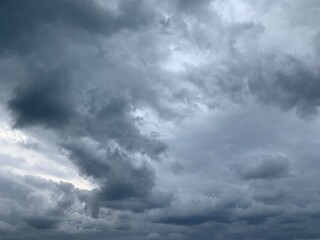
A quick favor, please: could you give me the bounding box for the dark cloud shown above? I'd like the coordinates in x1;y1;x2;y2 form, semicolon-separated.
233;154;290;180
24;216;60;230
0;173;89;235
249;55;320;117
1;0;320;239
82;89;168;157
156;194;280;227
157;213;229;226
67;142;155;201
7;64;170;217
252;183;288;204
0;0;153;55
65;140;171;214
8;69;74;128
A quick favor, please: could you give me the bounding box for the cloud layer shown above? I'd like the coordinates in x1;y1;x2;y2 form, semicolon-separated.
1;0;320;239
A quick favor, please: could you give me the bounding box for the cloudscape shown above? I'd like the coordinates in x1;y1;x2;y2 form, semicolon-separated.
1;1;320;239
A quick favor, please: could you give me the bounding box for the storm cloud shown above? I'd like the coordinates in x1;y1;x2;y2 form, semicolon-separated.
1;0;320;240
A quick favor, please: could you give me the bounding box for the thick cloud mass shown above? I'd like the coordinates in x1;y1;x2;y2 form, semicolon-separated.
1;0;320;239
0;0;152;54
8;69;74;128
249;55;320;117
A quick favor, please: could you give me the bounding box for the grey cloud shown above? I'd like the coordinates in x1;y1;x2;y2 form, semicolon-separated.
237;204;282;225
8;68;74;128
157;213;230;226
156;200;273;227
155;189;245;226
64;138;171;215
64;139;111;179
168;1;320;119
249;55;320;117
147;232;161;239
6;67;170;217
0;174;30;207
169;233;187;240
162;100;320;237
0;0;153;55
176;0;212;13
233;154;290;180
6;50;169;216
1;0;320;239
82;89;167;157
252;183;288;204
24;216;60;230
0;173;90;235
155;193;320;239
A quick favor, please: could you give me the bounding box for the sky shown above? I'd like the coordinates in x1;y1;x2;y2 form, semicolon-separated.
0;0;320;239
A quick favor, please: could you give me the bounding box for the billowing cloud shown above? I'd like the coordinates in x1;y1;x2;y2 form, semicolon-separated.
248;55;320;117
1;0;320;240
8;69;74;128
0;0;153;54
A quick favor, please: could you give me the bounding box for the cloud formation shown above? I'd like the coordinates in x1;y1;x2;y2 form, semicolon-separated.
1;0;320;239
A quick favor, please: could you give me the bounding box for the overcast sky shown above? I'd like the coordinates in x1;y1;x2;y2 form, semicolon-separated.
1;0;320;239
